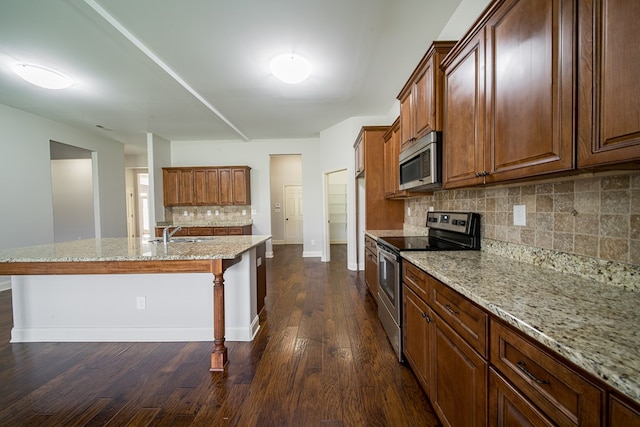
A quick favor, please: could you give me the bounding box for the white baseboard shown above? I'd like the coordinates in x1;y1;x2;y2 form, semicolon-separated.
10;319;260;343
266;251;274;258
0;280;11;292
302;250;322;258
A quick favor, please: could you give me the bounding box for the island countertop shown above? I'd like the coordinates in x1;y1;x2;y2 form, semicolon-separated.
0;235;271;264
401;249;640;405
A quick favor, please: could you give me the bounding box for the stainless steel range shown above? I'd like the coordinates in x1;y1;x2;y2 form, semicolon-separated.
376;211;481;361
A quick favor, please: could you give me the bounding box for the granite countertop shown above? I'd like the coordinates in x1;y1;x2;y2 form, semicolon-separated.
365;229;419;239
401;249;640;405
0;235;271;263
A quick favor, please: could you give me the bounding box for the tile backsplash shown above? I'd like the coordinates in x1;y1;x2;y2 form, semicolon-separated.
165;205;251;225
405;171;640;266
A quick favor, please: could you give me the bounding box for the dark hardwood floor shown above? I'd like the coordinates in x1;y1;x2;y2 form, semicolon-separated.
0;244;441;426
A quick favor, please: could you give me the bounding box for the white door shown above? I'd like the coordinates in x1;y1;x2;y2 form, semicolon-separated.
284;185;303;244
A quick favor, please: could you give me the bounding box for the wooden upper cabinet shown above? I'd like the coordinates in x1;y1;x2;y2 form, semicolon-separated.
383;119;400;197
398;41;456;152
232;167;251;205
354;134;365;177
218;166;251;206
443;0;576;189
163;168;194;206
484;0;575;183
193;168;219;205
443;29;486;189
163;166;250;207
577;0;640;167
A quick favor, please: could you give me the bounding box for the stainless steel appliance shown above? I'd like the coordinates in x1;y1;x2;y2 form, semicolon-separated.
377;211;480;361
398;131;442;192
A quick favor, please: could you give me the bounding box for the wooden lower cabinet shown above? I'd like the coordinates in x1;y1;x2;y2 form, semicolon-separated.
364;235;378;300
403;284;432;393
431;311;488;427
400;260;639;427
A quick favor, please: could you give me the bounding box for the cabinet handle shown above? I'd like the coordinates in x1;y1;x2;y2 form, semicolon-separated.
421;312;432;323
444;304;459;315
516;361;550;385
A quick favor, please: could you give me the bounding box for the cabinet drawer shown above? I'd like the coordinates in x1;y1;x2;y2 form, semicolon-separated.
213;227;229;236
187;227;214;236
402;260;429;302
430;278;488;357
364;235;377;252
490;320;603;427
228;227;243;235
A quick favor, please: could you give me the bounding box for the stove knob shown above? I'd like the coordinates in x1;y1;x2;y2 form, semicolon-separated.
452;219;459;225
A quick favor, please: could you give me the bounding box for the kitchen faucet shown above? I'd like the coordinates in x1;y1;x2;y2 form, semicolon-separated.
162;225;182;244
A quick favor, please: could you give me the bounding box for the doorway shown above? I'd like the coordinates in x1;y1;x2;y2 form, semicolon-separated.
269;155;302;246
322;168;348;263
50;141;96;243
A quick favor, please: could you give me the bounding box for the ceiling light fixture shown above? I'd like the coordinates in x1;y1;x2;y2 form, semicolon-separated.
270;54;311;84
12;64;73;89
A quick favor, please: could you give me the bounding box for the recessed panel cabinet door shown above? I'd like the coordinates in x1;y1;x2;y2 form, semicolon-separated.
443;30;485;189
578;0;640;166
484;0;575;182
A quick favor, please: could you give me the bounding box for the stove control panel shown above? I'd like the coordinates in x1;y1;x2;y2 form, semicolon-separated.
427;211;479;234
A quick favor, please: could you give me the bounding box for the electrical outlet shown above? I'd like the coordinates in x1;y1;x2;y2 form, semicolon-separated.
136;296;146;310
311;239;315;245
206;210;212;216
408;207;411;216
242;209;247;215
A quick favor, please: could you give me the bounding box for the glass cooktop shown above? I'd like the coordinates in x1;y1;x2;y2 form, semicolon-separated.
377;236;464;252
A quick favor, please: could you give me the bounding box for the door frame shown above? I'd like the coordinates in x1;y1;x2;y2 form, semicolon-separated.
321;168;348;262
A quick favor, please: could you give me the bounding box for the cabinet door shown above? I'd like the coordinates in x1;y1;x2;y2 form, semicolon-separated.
443;30;486;189
364;247;378;300
431;312;487;427
484;0;575;183
383;122;400;197
163;169;193;206
577;0;640;167
232;167;250;205
489;368;555;427
193;169;219;205
163;169;180;206
414;61;434;140
354;134;365;177
218;168;233;205
403;285;432;394
609;394;640;427
399;91;414;151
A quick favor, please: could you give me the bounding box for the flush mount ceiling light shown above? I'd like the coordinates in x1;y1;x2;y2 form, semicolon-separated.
12;64;73;89
270;53;311;84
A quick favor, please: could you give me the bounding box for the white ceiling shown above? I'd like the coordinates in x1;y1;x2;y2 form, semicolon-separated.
0;0;484;156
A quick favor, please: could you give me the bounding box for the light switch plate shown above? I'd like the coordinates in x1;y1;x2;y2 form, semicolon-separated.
513;205;526;226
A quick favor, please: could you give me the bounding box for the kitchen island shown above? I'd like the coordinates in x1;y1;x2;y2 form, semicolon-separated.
0;235;271;371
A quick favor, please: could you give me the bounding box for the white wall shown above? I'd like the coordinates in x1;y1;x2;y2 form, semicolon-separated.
0;103;127;288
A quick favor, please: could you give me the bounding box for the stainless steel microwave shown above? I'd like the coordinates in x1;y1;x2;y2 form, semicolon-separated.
398;131;442;191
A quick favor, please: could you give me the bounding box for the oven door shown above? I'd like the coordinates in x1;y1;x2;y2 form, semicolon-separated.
377;244;402;361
